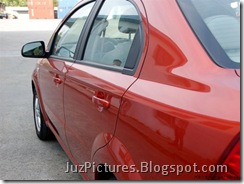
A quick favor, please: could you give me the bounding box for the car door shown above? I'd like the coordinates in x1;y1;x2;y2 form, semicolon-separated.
39;1;95;146
63;0;144;178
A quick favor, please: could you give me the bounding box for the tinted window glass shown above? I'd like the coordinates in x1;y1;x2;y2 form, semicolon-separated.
177;0;240;68
192;0;240;63
83;0;141;68
52;2;95;59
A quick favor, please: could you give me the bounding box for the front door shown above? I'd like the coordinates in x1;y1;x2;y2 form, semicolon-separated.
39;1;95;146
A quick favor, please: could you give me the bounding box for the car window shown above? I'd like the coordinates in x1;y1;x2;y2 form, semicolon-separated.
192;0;240;64
51;2;95;59
83;0;141;69
177;0;240;69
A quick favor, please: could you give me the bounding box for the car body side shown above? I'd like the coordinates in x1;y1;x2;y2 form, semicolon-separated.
30;0;240;180
92;0;240;180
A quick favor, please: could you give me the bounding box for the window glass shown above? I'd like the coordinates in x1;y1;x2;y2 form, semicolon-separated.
177;0;240;68
83;0;141;68
191;0;240;64
52;2;95;59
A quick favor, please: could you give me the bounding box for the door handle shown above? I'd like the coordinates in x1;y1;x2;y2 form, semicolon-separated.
92;95;110;109
53;75;62;84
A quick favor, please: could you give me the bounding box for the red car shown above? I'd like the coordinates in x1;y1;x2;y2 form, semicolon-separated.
21;0;240;180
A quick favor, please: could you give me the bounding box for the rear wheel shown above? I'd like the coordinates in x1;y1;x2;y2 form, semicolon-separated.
33;92;53;140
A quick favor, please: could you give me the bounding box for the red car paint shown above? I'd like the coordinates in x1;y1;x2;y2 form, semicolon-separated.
23;0;240;180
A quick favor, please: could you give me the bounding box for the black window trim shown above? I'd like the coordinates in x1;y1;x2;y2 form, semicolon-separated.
123;24;144;75
177;0;240;69
75;0;104;62
74;0;144;76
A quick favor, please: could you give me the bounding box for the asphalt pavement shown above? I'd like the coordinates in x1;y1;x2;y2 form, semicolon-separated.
0;19;82;180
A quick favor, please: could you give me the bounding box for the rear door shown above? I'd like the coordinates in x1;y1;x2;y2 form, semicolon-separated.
63;0;144;178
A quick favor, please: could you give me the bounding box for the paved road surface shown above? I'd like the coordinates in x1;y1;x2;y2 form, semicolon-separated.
0;20;82;180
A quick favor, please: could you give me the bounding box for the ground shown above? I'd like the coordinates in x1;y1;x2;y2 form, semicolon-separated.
0;19;82;180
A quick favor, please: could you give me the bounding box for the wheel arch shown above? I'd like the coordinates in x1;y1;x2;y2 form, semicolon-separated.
92;135;142;180
31;78;50;128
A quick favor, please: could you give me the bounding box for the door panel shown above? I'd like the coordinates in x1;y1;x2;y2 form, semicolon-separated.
39;58;71;145
64;64;137;178
38;2;95;145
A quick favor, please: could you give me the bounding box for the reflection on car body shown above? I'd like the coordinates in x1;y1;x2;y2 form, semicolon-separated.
21;0;240;180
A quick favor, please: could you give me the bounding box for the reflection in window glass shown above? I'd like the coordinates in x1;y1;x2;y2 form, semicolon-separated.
83;0;141;68
191;0;240;64
52;2;95;59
